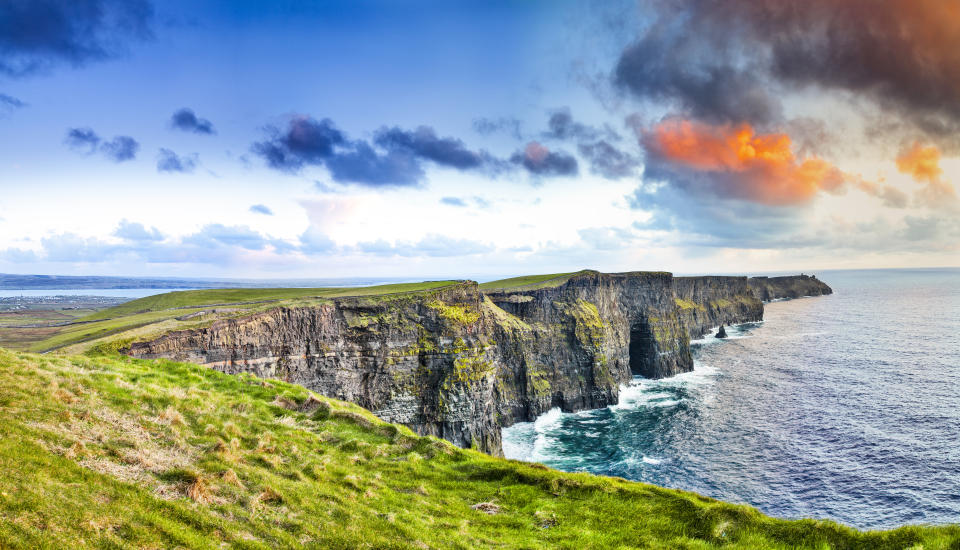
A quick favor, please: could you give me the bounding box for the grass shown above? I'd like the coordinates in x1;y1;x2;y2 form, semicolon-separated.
23;281;460;353
1;347;958;549
478;271;588;292
83;281;461;321
0;309;101;351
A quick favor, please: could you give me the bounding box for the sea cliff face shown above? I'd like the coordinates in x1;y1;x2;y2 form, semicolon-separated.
128;271;831;455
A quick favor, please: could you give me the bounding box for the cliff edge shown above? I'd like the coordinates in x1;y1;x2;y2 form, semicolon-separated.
127;271;832;455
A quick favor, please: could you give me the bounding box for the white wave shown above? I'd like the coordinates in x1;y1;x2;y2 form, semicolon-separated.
533;407;564;431
655;363;720;388
642;455;664;465
501;421;537;461
691;322;762;346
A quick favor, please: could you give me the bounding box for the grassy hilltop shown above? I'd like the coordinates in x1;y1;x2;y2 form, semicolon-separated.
0;271;601;354
0;273;596;354
1;347;959;549
0;281;460;354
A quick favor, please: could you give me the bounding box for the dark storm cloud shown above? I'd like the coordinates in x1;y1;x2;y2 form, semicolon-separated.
0;0;153;77
578;140;639;179
252;116;347;172
170;108;214;134
510;142;578;177
99;135;138;162
614;24;781;126
374;126;491;171
157;148;196;173
616;1;960;145
254;115;528;187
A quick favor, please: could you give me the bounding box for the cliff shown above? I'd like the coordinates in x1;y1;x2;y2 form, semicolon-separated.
747;274;833;301
127;271;831;455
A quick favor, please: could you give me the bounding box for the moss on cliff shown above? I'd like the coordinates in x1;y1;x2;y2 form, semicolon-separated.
427;300;481;326
674;297;705;311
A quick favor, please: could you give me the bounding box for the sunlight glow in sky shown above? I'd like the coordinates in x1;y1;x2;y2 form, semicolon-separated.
0;0;957;279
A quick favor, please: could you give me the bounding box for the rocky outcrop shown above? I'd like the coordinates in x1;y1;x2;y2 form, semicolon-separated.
747;274;833;301
127;271;831;455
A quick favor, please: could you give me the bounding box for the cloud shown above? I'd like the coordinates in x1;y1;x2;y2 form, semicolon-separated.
0;93;25;109
114;219;163;241
170;107;214;134
578;140;639;179
253;116;510;187
628;183;813;249
324;141;424;187
374;125;497;171
577;226;637;251
252;116;346;172
184;224;270;251
639;118;858;206
440;197;467;207
542;107;611;142
614;12;781;126
65;127;138;161
356;234;493;257
896;142;958;208
299;226;336;254
439;196;490;209
249;204;273;216
65;127;101;152
157;148;197;173
99;135;139;162
0;0;153;77
615;1;960;145
472;116;522;140
510;142;578;177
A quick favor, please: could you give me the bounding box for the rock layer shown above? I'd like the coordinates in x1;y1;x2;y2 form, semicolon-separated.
128;271;831;455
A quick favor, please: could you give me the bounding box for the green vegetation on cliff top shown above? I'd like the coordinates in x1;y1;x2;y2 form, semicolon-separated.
9;281;460;353
84;281;461;321
1;347;957;549
478;271;587;292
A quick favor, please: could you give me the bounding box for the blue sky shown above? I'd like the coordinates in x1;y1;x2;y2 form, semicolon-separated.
1;0;957;279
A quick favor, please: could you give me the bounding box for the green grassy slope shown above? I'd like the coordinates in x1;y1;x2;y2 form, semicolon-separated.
21;281;459;353
83;281;460;321
478;271;587;292
1;348;957;549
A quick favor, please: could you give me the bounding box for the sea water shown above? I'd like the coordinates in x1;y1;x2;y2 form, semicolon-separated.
502;268;960;529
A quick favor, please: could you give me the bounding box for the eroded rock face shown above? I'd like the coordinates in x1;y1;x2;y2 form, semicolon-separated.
747;274;833;301
128;272;831;455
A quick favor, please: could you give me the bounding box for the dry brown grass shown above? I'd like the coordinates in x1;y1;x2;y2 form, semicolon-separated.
186;474;212;504
157;405;185;427
256;487;283;505
221;468;243;488
65;440;88;459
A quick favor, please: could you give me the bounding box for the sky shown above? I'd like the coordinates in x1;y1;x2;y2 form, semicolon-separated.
0;0;958;280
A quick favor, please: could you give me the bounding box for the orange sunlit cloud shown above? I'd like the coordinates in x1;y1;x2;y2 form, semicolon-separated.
896;142;958;207
642;119;851;206
896;142;943;183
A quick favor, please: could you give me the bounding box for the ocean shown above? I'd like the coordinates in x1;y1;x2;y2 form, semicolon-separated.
502;268;960;530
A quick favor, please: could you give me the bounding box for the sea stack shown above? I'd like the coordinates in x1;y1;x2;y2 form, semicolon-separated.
716;325;728;339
